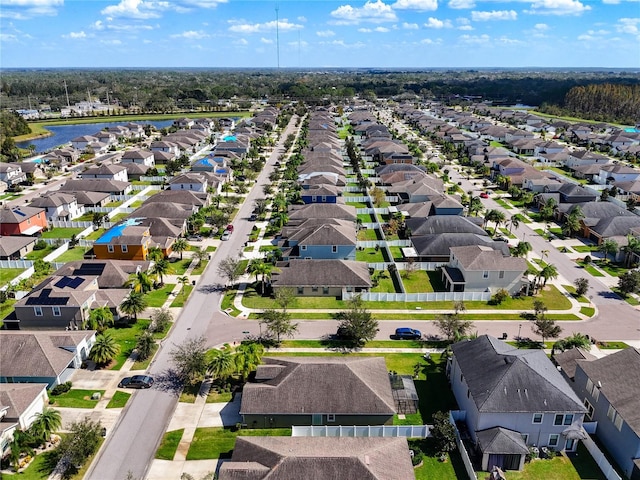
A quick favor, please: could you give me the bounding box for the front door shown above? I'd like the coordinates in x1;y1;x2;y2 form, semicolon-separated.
565;438;576;451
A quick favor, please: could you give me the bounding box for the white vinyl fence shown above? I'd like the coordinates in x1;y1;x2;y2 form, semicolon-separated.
582;435;622;480
292;425;430;438
450;411;476;480
346;291;491;303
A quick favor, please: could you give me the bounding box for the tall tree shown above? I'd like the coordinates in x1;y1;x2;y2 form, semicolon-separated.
120;291;147;322
85;306;114;332
126;271;153;294
335;295;379;347
89;332;120;366
573;278;589;297
599;239;619;263
217;256;242;286
150;258;172;285
260;308;298;343
172;238;188;260
207;345;236;383
234;342;264;381
435;313;474;342
533;317;562;344
170;336;208;386
31;408;62;444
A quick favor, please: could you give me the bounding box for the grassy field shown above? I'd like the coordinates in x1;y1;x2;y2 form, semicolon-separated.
0;268;23;287
25;245;56;260
155;429;184;460
49;389;105;408
169;258;192;275
355;248;385;262
357;228;381;240
40;227;85;239
191;260;209;275
55;247;89;263
402;270;435;293
106;391;131;409
143;283;176;307
105;320;153;370
187;428;292;460
84;228;105;240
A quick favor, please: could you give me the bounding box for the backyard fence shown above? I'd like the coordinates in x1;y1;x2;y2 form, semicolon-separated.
450;411;477;480
366;261;446;271
344;291;491;303
582;435;622;480
291;425;430;438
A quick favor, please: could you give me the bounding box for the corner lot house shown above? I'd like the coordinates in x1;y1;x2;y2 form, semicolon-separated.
448;335;587;471
572;348;640;480
219;437;416;480
0;331;96;388
0;383;49;457
240;357;396;428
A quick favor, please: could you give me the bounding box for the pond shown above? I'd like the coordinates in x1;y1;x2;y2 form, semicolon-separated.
17;120;175;153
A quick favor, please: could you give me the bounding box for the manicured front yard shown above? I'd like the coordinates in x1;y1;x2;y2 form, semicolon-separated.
191;260;208;275
49;389;105;408
143;283;176;307
187;427;292;460
155;429;184;460
104;320;153;370
106;391;131;408
169;258;192;275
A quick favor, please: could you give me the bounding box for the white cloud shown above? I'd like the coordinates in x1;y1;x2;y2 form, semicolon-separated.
319;39;367;48
92;19;154;31
526;0;591;15
229;19;302;33
100;39;123;45
616;17;640;34
0;0;63;18
459;33;490;43
448;0;475;9
101;0;168;19
458;24;474;30
358;27;373;32
63;31;87;39
471;10;517;21
420;37;442;44
359;26;390;32
260;37;273;44
297;16;307;22
330;0;397;25
534;23;549;30
233;38;248;45
171;30;209;39
392;0;437;11
424;17;452;28
0;33;19;41
402;22;419;29
180;0;227;8
316;29;336;37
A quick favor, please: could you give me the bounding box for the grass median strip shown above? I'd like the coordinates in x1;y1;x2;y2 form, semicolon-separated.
155;429;185;460
106;391;131;408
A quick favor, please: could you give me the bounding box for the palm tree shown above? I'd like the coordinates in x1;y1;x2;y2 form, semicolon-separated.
120;291;148;322
192;247;208;267
484;209;506;236
147;246;164;262
507;214;523;234
30;408;62;444
623;234;640;267
172;238;188;260
151;258;172;285
599;238;619;263
254;198;269;216
234;342;264;381
512;241;532;259
467;196;483;217
126;271;153;294
8;429;34;471
89;332;120;366
539;264;559;288
84;306;114;332
178;276;190;297
562;206;584;238
207;346;236;383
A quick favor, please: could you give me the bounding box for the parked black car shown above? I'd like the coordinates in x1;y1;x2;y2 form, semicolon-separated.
118;375;154;389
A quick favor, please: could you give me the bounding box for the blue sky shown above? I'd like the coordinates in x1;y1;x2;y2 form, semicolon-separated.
1;0;639;68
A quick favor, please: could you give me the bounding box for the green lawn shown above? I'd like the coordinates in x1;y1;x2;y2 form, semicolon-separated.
191;260;209;275
402;270;435;293
187;427;292;460
25;245;56;260
571;245;599;253
357;228;381;240
40;227;85;239
371;275;398;293
241;284;571;311
0;299;17;321
170;285;194;307
169;258;192;275
561;285;589;303
595;262;627;277
143;283;176;307
55;247;89;263
106;391;131;409
0;268;23;287
412;439;467;480
357;213;375;223
597;341;629;349
85;228;105;240
389;246;403;260
580;307;595;317
579;263;605;277
206;246;217;252
132;343;158;370
495;198;513;209
356;248;385;262
49;389;105;408
104;320;153;370
206;389;234;403
155;429;184;460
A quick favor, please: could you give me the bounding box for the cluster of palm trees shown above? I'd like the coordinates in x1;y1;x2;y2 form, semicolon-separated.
7;407;62;471
207;342;265;387
248;258;278;294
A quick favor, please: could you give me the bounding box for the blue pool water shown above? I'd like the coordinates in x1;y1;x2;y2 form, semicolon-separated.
223;135;237;142
624;128;639;133
96;218;142;244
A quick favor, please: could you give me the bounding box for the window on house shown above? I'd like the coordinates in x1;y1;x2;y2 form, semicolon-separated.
311;286;318;292
548;434;559;447
532;413;543;424
586;378;593;393
107;245;114;253
332;245;337;253
563;414;574;425
614;414;623;431
52;306;61;316
590;382;600;402
297;287;303;294
323;287;329;295
499;270;504;279
584;399;594;420
607;405;617;422
327;414;335;422
34;306;43;316
301;245;307;251
521;434;529;444
121;245;128;253
554;414;573;426
312;196;317;202
483;270;489;279
322;196;327;202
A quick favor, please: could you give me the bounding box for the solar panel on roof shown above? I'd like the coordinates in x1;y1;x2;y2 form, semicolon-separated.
68;277;84;289
54;276;72;288
13;209;26;217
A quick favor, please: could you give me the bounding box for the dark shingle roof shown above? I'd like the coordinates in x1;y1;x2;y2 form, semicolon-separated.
272;260;371;288
406;216;485;236
220;437;415;480
452;335;586;413
576;348;640;436
411;233;508;257
476;427;529;455
240;357;395;416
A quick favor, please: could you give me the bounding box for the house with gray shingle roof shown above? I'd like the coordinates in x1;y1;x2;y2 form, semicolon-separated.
272;259;370;298
0;383;49;454
0;235;38;260
240;357;395;428
29;191;84;221
442;245;527;295
449;335;587;471
60;178;131;196
279;219;356;261
411;233;508;263
0;330;96;388
572;348;640;480
219;436;416;480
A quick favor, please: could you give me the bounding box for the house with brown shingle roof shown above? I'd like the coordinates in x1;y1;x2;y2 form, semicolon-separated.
240;357;395;428
219;437;416;480
0;330;96;388
442;245;527;295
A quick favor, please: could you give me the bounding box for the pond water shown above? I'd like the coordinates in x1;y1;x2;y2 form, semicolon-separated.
17;120;175;153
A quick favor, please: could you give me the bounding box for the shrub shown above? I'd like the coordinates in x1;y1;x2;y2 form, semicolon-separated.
50;381;72;396
584;255;592;264
490;288;510;305
33;239;48;250
411;450;424;466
